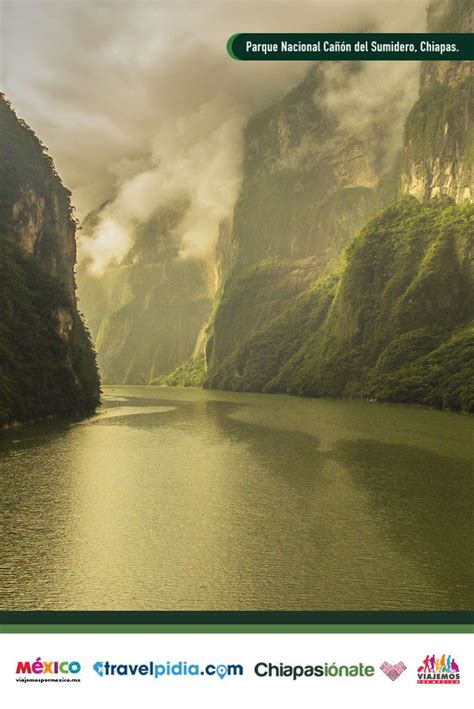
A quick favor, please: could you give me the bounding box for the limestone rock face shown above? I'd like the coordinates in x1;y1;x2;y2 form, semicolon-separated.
227;65;398;272
401;2;473;203
199;0;474;413
0;94;100;424
77;202;215;384
0;95;79;297
11;186;77;297
204;62;405;372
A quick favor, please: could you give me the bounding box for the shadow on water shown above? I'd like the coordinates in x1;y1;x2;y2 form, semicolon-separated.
1;390;472;610
0;419;73;453
199;403;474;609
332;439;474;608
92;396;240;426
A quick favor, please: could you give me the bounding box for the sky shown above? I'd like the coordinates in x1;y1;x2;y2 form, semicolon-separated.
0;0;427;270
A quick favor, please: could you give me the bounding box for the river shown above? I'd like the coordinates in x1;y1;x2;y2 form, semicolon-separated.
1;386;472;610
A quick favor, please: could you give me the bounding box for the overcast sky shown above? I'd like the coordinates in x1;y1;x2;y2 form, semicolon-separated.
1;0;427;269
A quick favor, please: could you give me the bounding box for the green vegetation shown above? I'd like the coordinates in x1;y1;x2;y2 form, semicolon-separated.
0;94;77;288
0;233;100;426
206;270;338;392
206;258;318;370
163;353;206;387
78;202;213;384
0;93;100;425
204;2;471;413
207;198;474;413
0;94;72;220
404;77;473;163
363;324;474;412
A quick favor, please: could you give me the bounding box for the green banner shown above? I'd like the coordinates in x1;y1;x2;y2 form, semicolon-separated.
227;33;473;60
1;624;473;634
1;611;473;632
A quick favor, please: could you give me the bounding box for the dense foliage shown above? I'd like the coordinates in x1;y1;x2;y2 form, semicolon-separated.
206;198;474;412
0;93;75;276
0;93;100;425
162;353;206;387
404;76;473;164
0;233;100;425
78;204;213;384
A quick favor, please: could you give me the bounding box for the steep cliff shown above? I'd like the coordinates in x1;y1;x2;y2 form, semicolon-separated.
203;62;402;372
0;95;100;425
77;203;215;384
401;0;473;201
79;55;408;386
201;0;473;412
228;64;398;267
208;198;473;412
74;0;471;410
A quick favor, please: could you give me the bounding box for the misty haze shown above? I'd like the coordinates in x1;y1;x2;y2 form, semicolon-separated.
0;0;472;611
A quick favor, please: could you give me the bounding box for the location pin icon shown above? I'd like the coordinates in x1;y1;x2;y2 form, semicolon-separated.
216;665;227;679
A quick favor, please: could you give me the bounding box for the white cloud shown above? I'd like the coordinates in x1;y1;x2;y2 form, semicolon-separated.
2;0;427;271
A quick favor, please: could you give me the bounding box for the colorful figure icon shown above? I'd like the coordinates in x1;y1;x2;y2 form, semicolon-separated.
451;658;459;673
439;654;446;672
422;655;430;672
429;654;435;671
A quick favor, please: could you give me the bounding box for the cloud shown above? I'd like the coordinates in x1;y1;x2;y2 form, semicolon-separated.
318;59;420;172
81;97;248;271
2;0;427;271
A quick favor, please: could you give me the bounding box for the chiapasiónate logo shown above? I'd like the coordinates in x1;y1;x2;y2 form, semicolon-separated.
417;654;460;684
253;662;375;680
16;657;81;683
379;661;407;681
93;660;243;679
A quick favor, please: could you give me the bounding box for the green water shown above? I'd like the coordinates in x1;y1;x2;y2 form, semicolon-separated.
1;386;472;610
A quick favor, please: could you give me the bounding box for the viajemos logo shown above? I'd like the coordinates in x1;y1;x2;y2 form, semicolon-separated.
417;654;460;684
93;660;243;679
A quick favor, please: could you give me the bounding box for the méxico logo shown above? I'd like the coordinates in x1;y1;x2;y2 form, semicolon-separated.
417;654;460;684
15;657;81;683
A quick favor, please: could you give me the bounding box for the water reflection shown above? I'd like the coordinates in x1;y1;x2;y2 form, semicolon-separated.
333;439;473;608
0;388;472;610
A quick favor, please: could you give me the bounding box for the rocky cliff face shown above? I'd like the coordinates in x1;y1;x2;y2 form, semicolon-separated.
199;0;474;412
227;64;397;269
198;63;410;372
208;198;474;412
0;94;100;425
77;202;215;384
74;0;472;412
401;1;473;202
203;61;406;372
79;57;408;386
0;98;79;297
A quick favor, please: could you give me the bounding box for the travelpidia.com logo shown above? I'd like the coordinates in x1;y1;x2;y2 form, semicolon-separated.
379;661;407;681
15;657;81;683
93;660;243;679
417;654;460;684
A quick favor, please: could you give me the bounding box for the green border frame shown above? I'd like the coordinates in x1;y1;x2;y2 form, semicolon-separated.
2;624;472;634
1;611;472;633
